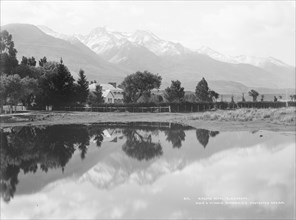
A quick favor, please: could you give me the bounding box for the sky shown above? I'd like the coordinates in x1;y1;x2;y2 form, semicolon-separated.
1;1;295;66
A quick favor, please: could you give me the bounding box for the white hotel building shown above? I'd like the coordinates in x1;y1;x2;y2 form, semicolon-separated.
89;82;124;104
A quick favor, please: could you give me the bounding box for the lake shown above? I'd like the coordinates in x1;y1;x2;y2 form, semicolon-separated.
0;122;295;219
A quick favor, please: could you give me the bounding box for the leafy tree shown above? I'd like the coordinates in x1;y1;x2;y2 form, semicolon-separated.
120;71;162;103
12;64;42;79
42;61;59;73
87;85;103;105
36;60;76;107
195;77;218;102
76;69;89;104
39;56;47;67
0;75;7;112
19;77;38;107
1;75;23;107
0;30;18;74
209;90;219;102
164;80;185;102
248;89;259;102
0;74;37;110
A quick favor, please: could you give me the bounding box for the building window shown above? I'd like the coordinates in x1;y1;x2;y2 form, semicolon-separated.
108;98;112;103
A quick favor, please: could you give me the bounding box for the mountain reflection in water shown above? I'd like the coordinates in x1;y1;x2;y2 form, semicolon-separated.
0;123;294;219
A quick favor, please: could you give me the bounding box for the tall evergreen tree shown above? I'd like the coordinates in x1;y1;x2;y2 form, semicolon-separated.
76;69;89;104
53;60;75;105
195;77;211;102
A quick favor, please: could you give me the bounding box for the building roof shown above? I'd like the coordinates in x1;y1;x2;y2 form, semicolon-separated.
102;90;113;98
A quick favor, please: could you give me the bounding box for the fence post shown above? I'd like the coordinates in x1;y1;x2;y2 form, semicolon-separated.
169;105;171;113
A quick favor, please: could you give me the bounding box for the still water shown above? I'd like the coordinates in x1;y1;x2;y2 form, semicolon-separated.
0;122;295;219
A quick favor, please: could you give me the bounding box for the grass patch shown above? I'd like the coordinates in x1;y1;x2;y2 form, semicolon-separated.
189;107;296;124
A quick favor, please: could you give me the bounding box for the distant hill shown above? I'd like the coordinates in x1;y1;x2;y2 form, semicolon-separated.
186;80;294;101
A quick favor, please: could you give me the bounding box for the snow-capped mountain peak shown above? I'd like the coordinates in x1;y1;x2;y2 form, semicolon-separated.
129;30;161;43
196;46;291;68
127;30;186;56
36;25;292;69
196;46;238;64
233;55;290;68
37;25;80;43
75;26;191;58
75;26;132;55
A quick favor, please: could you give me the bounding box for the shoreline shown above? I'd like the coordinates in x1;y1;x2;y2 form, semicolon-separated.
1;109;295;132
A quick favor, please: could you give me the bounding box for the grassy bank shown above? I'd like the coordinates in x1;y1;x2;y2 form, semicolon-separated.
1;107;295;131
189;107;296;124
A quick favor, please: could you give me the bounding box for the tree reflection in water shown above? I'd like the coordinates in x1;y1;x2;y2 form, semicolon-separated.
0;125;104;203
0;123;219;203
122;129;163;161
164;129;186;148
196;129;219;148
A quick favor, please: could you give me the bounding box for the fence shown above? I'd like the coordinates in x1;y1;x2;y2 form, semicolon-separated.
27;101;296;113
237;101;291;108
54;105;170;113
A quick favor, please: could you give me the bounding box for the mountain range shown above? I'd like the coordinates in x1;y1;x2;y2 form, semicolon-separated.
2;23;295;93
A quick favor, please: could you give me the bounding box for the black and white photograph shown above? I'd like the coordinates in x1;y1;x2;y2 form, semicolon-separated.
0;0;295;219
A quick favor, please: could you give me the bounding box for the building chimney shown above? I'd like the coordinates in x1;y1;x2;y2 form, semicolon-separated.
108;82;117;88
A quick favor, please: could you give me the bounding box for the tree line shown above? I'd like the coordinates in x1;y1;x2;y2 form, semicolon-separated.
0;30;104;112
